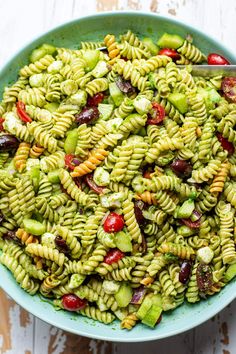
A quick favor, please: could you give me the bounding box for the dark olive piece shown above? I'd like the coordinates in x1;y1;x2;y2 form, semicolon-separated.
0;134;19;151
75;107;99;125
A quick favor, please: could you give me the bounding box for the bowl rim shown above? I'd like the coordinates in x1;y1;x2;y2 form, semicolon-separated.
1;10;236;342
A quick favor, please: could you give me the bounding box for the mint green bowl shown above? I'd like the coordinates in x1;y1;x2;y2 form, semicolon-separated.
0;12;236;342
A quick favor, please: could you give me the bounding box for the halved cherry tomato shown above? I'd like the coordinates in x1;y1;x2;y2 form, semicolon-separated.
147;102;165;125
143;171;152;179
221;77;236;103
0;118;4;132
103;212;125;233
104;249;124;264
87;93;104;107
64;154;80;170
207;53;230;65
159;48;180;61
16;101;32;123
216;133;235;154
62;294;87;311
84;174;105;195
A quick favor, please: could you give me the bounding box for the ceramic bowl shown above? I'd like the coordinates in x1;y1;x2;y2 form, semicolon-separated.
0;12;236;342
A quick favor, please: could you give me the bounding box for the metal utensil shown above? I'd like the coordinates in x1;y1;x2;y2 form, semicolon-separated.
177;65;236;77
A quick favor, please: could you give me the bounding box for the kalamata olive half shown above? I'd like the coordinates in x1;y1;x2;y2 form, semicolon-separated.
170;159;192;177
75;106;99;125
115;76;135;93
221;77;236;103
134;200;145;225
55;236;69;254
3;230;21;245
179;261;192;284
0;134;19;151
196;263;213;292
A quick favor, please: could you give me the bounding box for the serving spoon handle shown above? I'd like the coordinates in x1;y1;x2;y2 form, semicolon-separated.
177;65;236;77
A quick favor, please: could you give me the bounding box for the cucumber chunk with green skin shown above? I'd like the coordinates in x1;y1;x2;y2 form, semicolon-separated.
136;294;153;320
177;199;195;219
44;102;59;113
225;263;236;281
141;304;162;328
157;33;184;49
114;282;133;307
23;219;46;236
177;225;195;237
40;43;57;56
168;93;188;114
142;37;159;55
48;170;60;183
98;103;114;120
30;48;47;63
82;50;100;72
109;83;125;106
29;166;40;192
115;231;132;252
64;129;78;154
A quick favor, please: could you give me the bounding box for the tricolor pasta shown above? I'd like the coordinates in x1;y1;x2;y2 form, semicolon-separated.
0;30;236;330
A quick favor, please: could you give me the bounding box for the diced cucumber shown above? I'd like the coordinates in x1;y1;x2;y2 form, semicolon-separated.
133;96;152;115
141;305;162;328
48;170;60;183
64;129;78;154
98;103;114;120
168;93;188;114
82;50;100;72
151;294;162;307
225;263;236;281
68;274;86;289
142;37;159;55
23;219;46;236
115;231;132;252
30;47;47;63
157;33;184;49
41;43;57;56
208;88;221;103
41;233;56;248
44;102;59;113
114;282;133;307
92;60;109;78
102;280;120;294
109;83;125;107
93;167;110;186
177;199;195;219
136;294;153;320
197;246;214;264
29;166;40;192
177;225;195;237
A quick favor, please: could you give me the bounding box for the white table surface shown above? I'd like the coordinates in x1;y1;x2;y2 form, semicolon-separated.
0;1;236;353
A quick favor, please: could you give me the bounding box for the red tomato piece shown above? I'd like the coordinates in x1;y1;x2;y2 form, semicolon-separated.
64;154;78;170
16;101;32;123
143;171;152;179
103;212;125;233
216;133;235;154
159;48;180;61
147;102;165;125
207;53;230;65
62;294;87;311
84;174;105;194
221;77;236;103
104;249;124;264
87;93;104;107
0;118;4;131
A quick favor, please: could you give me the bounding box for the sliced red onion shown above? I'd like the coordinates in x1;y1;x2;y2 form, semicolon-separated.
130;286;147;304
84;174;105;195
115;76;135;93
191;210;202;222
72;158;81;166
181;218;201;229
